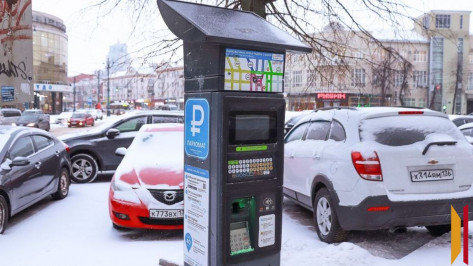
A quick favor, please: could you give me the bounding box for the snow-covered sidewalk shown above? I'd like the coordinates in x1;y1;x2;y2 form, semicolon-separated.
0;181;471;266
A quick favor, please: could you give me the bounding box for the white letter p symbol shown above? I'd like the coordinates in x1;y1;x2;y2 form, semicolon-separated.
191;105;204;137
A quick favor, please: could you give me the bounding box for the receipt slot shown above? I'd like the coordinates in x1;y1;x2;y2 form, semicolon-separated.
156;1;311;265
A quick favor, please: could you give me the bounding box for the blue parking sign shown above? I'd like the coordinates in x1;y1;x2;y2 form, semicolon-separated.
185;98;209;160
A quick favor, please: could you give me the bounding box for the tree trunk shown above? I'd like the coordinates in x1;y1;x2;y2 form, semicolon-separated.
240;0;273;19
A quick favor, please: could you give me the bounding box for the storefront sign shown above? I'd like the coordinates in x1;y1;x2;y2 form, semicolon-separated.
317;93;346;100
34;83;73;93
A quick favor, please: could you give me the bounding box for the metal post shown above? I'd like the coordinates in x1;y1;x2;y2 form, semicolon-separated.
73;76;76;112
97;70;101;108
107;58;111;117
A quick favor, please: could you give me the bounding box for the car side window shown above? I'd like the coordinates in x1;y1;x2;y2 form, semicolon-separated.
305;121;331;141
32;135;53;151
10;136;35;159
328;121;346;142
461;128;473;137
152;116;181;123
115;117;147;133
285;123;309;143
453;119;464;127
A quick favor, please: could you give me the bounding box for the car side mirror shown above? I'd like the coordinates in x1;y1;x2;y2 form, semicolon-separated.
1;158;12;171
11;157;30;166
106;128;120;139
115;147;127;157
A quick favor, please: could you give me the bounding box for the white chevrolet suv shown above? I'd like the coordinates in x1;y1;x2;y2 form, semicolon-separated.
283;107;473;243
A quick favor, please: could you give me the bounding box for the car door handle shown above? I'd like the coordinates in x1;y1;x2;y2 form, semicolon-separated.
55;151;60;157
35;162;42;169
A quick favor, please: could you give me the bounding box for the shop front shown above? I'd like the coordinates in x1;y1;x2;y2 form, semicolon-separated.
34;83;72;114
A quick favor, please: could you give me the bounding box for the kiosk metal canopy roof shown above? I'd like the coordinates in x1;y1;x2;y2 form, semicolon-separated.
157;0;312;53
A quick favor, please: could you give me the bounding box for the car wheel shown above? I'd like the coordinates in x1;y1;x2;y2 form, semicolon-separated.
426;224;451;236
313;188;347;243
0;195;9;234
52;168;70;200
70;153;99;183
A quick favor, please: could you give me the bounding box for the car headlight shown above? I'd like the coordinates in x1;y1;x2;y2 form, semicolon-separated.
27;123;35;127
111;179;141;204
11;123;16;126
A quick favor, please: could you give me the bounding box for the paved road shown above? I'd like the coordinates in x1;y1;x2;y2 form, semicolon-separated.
49;118;111;137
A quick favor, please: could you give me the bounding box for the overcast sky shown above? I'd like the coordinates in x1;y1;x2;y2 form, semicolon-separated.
32;0;473;76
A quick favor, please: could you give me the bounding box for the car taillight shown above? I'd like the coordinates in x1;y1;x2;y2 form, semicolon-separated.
351;151;383;181
64;144;70;153
398;111;424;115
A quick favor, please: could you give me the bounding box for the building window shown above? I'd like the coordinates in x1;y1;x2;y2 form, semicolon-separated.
413;71;427;87
307;69;316;87
435;15;450;29
351;68;366;87
460;15;463;29
468;72;473;90
423;16;430;29
413;51;427;62
292;70;302;87
469;55;473;64
394;72;404;88
404;98;415;106
418;98;426;108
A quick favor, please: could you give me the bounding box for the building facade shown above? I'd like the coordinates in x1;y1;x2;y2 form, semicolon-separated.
32;10;71;114
0;1;34;110
285;10;473;115
100;65;184;110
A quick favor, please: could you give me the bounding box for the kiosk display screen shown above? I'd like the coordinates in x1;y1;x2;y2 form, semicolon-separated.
229;112;277;145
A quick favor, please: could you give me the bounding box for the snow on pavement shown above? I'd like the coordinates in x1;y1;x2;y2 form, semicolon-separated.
0;181;471;266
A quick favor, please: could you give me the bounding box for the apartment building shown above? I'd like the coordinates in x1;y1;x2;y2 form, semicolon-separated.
285;10;473;114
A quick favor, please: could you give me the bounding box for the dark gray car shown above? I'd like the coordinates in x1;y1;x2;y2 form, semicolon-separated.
15;110;50;131
59;111;184;183
0;126;71;234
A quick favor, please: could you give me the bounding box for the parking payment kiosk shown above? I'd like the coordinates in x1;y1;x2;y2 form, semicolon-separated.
156;1;312;265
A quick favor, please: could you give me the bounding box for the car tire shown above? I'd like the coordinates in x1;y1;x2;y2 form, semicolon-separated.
313;188;347;243
426;224;451;236
70;153;99;183
0;195;9;234
52;168;71;200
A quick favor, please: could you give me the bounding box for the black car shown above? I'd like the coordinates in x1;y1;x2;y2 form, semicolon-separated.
60;111;184;183
14;109;50;131
0;126;71;234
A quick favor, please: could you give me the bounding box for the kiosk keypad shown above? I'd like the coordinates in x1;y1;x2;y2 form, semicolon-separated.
228;158;273;178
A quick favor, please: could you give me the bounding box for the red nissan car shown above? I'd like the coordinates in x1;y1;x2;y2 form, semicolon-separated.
109;123;184;230
67;112;95;127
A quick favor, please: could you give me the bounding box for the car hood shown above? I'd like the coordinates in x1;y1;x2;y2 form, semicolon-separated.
17;117;38;123
118;167;184;189
59;130;100;141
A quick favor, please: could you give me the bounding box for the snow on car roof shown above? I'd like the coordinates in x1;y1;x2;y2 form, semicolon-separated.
298;107;445;125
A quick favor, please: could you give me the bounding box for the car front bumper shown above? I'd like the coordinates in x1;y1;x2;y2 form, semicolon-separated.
336;196;473;231
109;190;183;230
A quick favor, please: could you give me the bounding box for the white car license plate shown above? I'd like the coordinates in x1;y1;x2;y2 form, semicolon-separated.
149;209;183;219
410;169;454;182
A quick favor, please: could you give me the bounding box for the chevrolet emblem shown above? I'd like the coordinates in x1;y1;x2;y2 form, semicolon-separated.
428;159;439;165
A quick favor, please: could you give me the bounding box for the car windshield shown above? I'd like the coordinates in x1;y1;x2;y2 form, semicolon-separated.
359;115;465;146
72;113;86;118
22;111;39;118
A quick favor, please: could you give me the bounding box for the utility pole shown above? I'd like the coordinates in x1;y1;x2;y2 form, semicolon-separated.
107;58;111;117
73;76;76;112
97;70;101;108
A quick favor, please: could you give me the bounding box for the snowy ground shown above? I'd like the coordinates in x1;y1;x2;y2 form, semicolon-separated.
0;179;471;266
